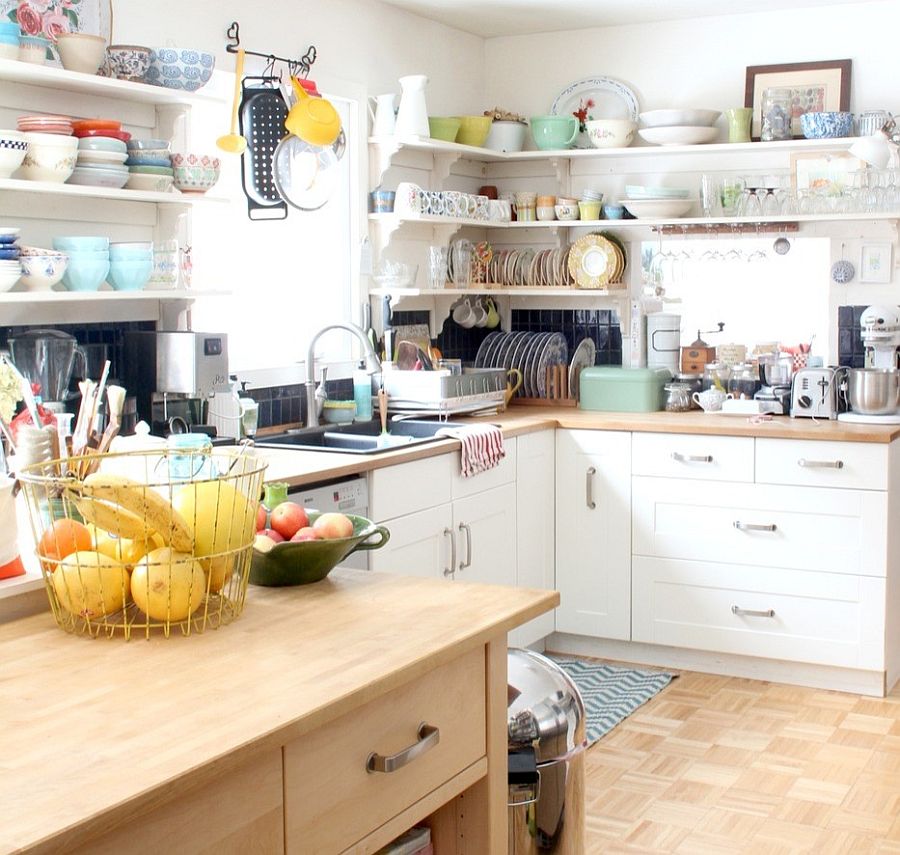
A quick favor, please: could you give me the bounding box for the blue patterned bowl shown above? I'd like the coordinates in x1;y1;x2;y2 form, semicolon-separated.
800;111;854;139
145;48;215;92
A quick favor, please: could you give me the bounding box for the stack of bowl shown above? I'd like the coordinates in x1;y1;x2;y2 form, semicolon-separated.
70;134;128;189
620;185;694;219
170;152;220;194
53;236;109;292
107;241;153;291
637;110;721;146
17;114;74;135
16;115;78;182
19;245;68;291
0;129;28;178
125;139;174;192
0;21;20;60
0;228;21;292
72;118;131;143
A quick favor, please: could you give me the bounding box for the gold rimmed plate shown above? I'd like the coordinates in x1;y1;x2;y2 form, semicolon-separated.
568;234;615;289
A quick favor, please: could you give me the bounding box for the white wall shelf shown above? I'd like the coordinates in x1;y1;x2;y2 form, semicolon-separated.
0;178;227;206
0;288;228;304
370;286;624;298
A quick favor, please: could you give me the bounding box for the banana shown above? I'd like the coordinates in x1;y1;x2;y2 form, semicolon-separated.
77;473;194;554
68;493;157;541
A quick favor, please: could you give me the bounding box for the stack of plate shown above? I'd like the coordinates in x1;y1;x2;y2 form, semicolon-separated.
17;114;73;135
620;185;695;219
67;119;130;188
474;331;569;398
125;138;174;193
486;247;569;288
568;232;627;288
637;109;721;146
0;227;21;292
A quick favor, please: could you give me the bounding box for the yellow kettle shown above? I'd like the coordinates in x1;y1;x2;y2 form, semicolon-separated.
285;76;342;146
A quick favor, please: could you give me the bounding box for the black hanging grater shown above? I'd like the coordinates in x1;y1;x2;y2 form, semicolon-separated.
238;76;289;221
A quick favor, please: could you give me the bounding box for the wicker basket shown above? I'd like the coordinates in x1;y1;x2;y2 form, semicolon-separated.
17;446;267;639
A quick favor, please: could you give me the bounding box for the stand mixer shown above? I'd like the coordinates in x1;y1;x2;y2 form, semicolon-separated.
838;305;900;424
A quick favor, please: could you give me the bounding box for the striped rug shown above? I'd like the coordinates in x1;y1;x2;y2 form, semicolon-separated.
547;656;675;746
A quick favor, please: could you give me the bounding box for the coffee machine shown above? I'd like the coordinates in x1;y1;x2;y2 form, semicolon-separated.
123;331;231;437
754;353;793;414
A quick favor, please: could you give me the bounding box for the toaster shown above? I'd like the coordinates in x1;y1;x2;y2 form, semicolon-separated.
790;367;847;419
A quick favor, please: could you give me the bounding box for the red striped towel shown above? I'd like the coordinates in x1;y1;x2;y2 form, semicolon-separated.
436;424;505;478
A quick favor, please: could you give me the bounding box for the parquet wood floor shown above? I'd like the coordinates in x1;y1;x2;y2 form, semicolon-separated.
581;664;900;853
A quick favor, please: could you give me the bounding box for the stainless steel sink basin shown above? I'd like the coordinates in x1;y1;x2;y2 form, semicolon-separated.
255;419;467;454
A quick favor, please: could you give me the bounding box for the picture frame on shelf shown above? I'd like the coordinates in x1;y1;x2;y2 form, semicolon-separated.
790;150;862;194
860;242;893;283
745;59;852;140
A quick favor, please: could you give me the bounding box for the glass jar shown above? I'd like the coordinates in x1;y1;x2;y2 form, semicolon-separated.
702;362;731;393
727;363;760;400
167;432;213;481
675;373;703;408
663;382;693;413
760;87;792;141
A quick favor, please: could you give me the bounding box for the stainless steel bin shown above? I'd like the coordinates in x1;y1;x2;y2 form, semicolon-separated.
508;649;587;854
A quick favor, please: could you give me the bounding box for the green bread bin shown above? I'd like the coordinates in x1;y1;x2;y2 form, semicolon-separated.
578;366;672;412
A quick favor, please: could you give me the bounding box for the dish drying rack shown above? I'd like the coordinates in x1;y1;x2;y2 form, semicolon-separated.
382;367;507;416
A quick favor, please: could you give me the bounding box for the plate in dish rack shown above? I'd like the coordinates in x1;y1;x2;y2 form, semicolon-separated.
568;234;616;289
550;76;640;148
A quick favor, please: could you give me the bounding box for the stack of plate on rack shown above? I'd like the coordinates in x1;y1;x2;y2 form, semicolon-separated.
620;185;695;219
474;331;569;398
568;232;627;288
485;247;570;288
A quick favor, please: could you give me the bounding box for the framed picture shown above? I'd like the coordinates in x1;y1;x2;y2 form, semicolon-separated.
745;59;851;140
860;242;893;283
0;0;111;62
790;150;863;194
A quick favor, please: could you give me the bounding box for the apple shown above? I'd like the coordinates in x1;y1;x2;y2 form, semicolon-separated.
270;502;309;540
254;533;281;553
312;512;354;540
256;503;267;532
291;526;320;542
259;528;285;542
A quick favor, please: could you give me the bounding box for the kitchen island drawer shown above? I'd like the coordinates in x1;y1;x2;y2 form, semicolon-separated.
632;556;885;670
632;477;887;576
283;646;486;854
632;432;754;482
755;438;890;490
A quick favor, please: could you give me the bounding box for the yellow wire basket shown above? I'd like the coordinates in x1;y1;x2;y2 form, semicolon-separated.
16;446;268;640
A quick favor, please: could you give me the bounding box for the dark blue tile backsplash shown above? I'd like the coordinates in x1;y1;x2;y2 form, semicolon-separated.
838;305;866;368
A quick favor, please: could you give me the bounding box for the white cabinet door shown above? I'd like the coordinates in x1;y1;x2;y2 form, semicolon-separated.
555;430;631;639
453;482;517;589
368;504;454;579
512;430;555;647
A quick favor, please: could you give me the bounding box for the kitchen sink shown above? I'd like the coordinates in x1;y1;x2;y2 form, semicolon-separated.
255;418;468;454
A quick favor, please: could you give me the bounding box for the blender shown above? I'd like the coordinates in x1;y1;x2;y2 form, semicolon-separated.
754;353;793;414
8;329;86;411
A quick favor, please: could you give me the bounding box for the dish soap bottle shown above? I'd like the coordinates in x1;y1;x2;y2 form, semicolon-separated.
353;365;373;421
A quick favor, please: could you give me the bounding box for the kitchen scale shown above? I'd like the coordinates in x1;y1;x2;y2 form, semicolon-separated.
838;304;900;424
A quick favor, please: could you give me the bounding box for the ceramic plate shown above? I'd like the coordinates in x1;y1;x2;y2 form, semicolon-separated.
619;198;696;219
475;331;503;368
525;333;551;397
536;333;569;398
569;337;597;394
568;234;615;289
497;331;527;369
638;126;718;146
486;330;511;368
516;333;541;396
550;76;640;149
508;332;534;376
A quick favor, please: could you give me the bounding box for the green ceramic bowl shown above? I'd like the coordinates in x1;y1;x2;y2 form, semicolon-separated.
428;116;461;142
249;511;390;587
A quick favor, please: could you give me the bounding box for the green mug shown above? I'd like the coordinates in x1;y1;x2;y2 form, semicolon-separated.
530;115;578;150
724;107;753;143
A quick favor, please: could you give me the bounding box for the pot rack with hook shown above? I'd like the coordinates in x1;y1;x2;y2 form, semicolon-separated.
225;21;317;80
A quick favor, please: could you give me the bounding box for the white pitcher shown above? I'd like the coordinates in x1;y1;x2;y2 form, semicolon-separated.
395;74;429;138
368;93;396;136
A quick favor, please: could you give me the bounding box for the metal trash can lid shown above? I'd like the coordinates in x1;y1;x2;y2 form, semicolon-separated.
507;648;586;764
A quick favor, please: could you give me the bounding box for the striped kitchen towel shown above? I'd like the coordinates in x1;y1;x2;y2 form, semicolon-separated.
436;424;505;477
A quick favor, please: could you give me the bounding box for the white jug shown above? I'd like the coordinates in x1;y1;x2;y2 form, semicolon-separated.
395;74;429;138
368;93;396;136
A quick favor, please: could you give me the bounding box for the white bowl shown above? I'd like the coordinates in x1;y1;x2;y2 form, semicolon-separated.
17;132;78;183
624;185;691;199
125;172;175;193
585;119;637;149
20;254;68;290
0;267;20;292
66;166;129;188
638;126;719;146
640;109;722;128
483;121;527;153
619;198;696;218
0;143;27;178
55;32;107;74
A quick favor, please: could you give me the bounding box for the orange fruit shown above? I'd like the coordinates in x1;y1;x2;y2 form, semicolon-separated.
37;518;93;571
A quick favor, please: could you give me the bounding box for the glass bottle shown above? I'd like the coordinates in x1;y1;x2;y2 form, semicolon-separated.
760;87;792;141
702;362;731;393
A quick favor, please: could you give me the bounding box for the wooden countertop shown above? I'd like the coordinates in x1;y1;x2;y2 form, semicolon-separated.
0;571;557;854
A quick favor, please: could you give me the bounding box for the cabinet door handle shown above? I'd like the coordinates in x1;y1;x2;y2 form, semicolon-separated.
366;722;440;773
458;522;472;571
798;458;844;469
671;452;713;463
732;605;776;618
586;466;596;509
443;527;456;578
733;521;777;532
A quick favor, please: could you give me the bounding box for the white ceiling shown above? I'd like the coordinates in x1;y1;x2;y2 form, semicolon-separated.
379;0;877;37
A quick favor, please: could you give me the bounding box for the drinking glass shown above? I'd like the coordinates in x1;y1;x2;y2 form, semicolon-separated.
428;245;449;289
701;174;722;217
719;177;744;216
451;239;473;287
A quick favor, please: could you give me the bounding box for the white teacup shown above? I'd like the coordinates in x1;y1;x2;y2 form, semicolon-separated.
488;199;512;222
472;299;489;328
692;388;733;412
452;298;476;328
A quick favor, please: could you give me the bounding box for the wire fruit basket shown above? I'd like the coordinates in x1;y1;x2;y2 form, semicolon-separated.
16;446;267;640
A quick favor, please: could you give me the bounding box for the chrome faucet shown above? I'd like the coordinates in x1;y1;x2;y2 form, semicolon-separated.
305;323;381;427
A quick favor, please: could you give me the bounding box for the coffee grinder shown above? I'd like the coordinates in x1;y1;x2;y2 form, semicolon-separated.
754;353;793;414
123;331;232;438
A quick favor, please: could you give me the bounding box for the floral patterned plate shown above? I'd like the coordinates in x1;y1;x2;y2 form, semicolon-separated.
550;76;640;149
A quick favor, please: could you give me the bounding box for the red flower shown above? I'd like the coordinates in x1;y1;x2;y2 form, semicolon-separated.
16;3;42;36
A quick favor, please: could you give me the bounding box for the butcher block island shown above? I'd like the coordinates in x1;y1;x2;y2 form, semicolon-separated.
1;570;557;855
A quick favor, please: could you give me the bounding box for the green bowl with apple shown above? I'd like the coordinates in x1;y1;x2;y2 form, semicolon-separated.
249;511;390;587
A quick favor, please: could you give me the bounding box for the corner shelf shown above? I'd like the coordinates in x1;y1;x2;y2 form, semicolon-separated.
0;288;229;304
0;177;228;206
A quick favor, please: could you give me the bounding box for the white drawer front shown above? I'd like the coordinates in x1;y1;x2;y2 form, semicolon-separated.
756;438;889;491
632;477;888;576
451;436;517;499
632;432;754;482
369;454;455;521
632;556;885;670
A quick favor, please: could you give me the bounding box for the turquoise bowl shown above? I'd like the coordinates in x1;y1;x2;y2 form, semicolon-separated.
62;257;109;292
107;258;152;291
53;236;109;252
64;249;110;261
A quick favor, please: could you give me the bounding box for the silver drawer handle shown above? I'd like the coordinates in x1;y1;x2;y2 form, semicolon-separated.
458;521;472;571
443;528;456;578
732;605;776;618
671;452;713;463
798;458;844;469
586;466;596;509
734;521;777;532
366;722;440;773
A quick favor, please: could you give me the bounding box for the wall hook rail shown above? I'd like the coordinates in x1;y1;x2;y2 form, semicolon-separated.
225;21;317;78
